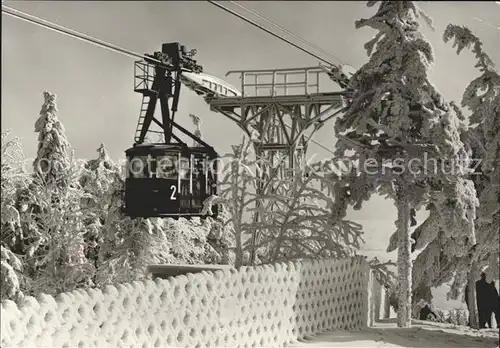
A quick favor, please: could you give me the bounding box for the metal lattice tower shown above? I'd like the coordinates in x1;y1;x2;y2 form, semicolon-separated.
207;66;349;264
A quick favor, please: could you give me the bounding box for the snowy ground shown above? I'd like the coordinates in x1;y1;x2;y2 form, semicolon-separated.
291;319;500;348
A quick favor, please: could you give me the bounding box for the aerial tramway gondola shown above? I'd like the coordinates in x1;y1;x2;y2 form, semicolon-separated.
123;42;219;219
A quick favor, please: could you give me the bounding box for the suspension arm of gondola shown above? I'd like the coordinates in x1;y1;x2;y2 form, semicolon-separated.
135;43;203;145
170;76;183;142
158;68;175;144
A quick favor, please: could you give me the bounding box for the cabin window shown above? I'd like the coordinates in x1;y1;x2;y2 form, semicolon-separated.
191;154;205;208
179;157;190;180
179;156;191;208
207;156;216;196
126;156;131;179
129;156;150;178
204;155;209;193
156;155;178;179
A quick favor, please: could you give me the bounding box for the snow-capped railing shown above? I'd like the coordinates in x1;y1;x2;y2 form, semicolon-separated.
1;257;370;347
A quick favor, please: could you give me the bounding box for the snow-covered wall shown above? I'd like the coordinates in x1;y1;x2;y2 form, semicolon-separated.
1;257;370;347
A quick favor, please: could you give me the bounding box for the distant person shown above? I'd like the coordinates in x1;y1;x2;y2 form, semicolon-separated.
488;281;499;328
419;304;437;321
477;272;493;328
497;293;500;328
465;274;496;329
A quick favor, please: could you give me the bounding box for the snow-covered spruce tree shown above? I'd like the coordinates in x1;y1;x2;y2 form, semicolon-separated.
336;1;476;327
15;92;96;296
97;217;176;285
444;25;499;282
32;91;71;187
410;181;480;326
78;145;177;286
23;162;96;296
1;246;23;302
94;171;174;285
94;173;131;285
1;131;28;253
79;143;122;272
203;207;236;265
1;131;29;302
412;25;499;329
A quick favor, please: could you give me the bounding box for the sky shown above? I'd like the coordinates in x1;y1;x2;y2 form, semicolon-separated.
2;1;499;309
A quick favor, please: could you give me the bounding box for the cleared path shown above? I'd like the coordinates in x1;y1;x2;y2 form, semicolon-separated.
290;319;499;348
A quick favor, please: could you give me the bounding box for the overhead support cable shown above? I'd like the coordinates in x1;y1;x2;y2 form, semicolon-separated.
229;1;350;66
473;16;500;31
206;0;335;66
1;4;163;64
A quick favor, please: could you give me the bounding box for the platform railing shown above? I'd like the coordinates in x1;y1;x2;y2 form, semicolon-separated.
134;61;155;92
225;66;331;97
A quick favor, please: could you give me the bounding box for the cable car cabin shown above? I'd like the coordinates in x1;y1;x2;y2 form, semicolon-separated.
124;144;218;219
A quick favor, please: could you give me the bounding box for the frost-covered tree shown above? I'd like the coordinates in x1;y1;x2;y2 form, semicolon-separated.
1;131;28;301
254;168;364;264
164;217;230;264
216;137;259;267
443;25;499;282
8;92;97;296
412;281;433;307
33;91;70;186
433;309;447;323
22;163;95;296
1;131;28;251
370;258;397;289
336;1;476;327
413;25;499;329
389;280;435;319
97;216;175;285
453;308;469;327
218;136;364;267
203;207;236;265
94;172;170;285
189;113;203;147
1;246;23;302
79;143;122;270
